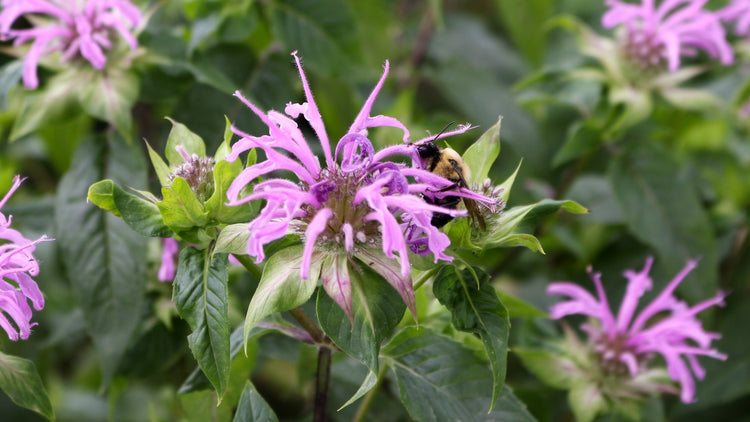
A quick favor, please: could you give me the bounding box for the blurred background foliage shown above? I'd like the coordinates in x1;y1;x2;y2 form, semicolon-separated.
1;0;749;421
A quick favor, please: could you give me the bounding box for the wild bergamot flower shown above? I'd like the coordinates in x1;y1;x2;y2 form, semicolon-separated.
226;51;494;319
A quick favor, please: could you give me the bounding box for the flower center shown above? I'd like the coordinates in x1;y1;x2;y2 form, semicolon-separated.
594;331;643;376
168;156;216;201
623;28;668;74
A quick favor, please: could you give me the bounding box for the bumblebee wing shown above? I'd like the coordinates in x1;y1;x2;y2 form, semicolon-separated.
449;160;486;231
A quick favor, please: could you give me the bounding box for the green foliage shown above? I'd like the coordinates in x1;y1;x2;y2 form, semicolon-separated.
0;352;54;420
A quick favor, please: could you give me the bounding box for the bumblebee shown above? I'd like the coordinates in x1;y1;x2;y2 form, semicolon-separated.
416;140;486;231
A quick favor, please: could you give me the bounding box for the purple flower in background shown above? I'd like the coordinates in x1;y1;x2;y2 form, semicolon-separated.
1;176;51;341
226;51;493;320
547;257;727;403
0;0;142;89
718;0;750;37
602;0;734;72
158;238;178;282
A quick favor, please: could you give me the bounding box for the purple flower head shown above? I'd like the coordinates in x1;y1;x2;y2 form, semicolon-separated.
1;176;51;341
718;0;750;37
225;51;493;320
0;0;142;89
602;0;734;72
547;257;727;403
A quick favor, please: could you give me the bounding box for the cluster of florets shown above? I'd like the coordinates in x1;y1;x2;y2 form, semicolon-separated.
168;147;216;202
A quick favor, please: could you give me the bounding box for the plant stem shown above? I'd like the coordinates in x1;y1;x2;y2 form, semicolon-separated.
289;307;326;344
352;365;388;422
314;346;332;422
231;253;263;279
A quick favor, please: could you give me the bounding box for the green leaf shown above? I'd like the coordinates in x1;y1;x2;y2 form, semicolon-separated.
552;120;604;167
157;177;210;230
205;160;253;224
496;290;547;319
569;380;607;422
432;266;509;411
382;327;535;422
493;0;553;67
316;259;406;408
232;382;279;422
271;0;361;77
514;348;583;390
164;118;207;167
462;117;502;186
0;352;54;420
215;223;251;255
55;134;147;384
173;247;230;399
145;141;171;187
87;180;173;237
243;245;322;350
77;67;139;138
608;142;719;302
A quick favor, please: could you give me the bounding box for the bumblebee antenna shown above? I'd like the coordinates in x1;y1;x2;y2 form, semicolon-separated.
431;121;455;141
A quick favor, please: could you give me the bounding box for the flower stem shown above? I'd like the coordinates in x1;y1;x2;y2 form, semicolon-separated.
352;365;388;422
314;346;332;422
289;307;326;344
231;253;263;279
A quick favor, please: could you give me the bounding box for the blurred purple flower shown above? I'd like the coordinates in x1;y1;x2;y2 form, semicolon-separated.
0;0;142;89
602;0;734;71
158;238;178;282
0;176;51;341
226;51;493;320
718;0;750;37
548;257;727;403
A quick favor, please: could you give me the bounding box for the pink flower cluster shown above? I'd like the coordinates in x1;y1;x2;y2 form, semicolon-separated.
0;0;142;89
0;176;50;341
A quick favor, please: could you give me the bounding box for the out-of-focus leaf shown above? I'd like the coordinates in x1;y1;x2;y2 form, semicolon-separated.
55;134;148;384
316;260;406;408
270;0;361;77
0;60;22;108
233;382;279;422
493;0;554;67
173;247;230;398
495;289;547;319
609;142;719;302
432;265;509;410
382;327;535;422
552;120;603;167
0;352;54;421
77;67;139;138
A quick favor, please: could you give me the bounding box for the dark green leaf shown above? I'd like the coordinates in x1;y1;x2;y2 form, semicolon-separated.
493;0;553;67
87;179;174;237
0;352;54;420
233;381;279;422
552;120;604;167
316;260;406;408
55;134;147;384
382;327;535;422
609;142;719;302
271;0;361;77
432;265;509;410
173;247;230;398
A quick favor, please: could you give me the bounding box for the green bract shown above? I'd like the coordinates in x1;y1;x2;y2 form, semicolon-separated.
87;117;253;245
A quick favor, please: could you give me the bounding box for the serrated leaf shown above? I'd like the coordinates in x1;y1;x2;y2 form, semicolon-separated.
382;327;535;422
316;260;406;408
0;352;54;420
608;142;718;302
462;117;501;186
432;266;509;410
55;134;147;384
233;382;279;422
164;118;207;167
173;247;230;398
243;245;322;350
